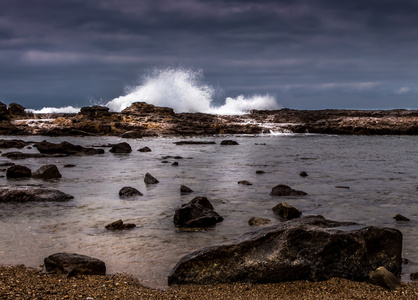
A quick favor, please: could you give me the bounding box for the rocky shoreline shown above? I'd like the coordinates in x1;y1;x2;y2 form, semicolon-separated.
1;265;417;299
0;101;418;136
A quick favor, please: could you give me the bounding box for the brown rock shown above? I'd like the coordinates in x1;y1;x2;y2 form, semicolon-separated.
272;202;302;220
105;219;136;230
248;217;271;226
369;266;400;290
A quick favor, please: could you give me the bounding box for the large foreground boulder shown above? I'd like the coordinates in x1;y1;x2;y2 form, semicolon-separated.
173;197;223;228
0;187;74;202
168;216;402;285
44;253;106;276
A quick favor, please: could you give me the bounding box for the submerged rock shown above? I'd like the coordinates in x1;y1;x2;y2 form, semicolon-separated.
0;186;74;202
248;217;271;226
270;184;307;196
220;140;239;145
168;216;402;285
6;165;31;178
144;173;159;184
138;146;152;152
119;186;143;198
238;180;252;185
105;219;136;230
174;197;223;228
272;202;302;220
44;253;106;276
109;142;132;153
32;164;62;180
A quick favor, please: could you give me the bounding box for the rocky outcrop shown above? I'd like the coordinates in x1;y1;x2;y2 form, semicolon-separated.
270;184;307;196
109;142;132;153
35;141;104;155
105;219;136;230
272;202;302;220
173;197;223;228
168;216;402;285
121;102;175;117
44;253;106;276
119;186;143;198
32;164;62;180
8;103;26;116
79;106;111;118
6;165;31;178
0;186;74;202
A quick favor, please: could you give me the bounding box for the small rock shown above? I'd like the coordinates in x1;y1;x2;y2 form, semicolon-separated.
410;272;418;281
44;253;106;276
105;219;136;230
335;186;350;189
144;172;159;184
369;266;400;290
180;185;193;193
109;142;132;153
138;146;152;152
172;162;179;166
6;165;31;179
272;202;302;220
119;186;143;198
220;140;239;145
64;164;76;168
255;170;265;174
32;164;62;180
299;171;308;177
393;214;410;221
238;180;252;185
248;217;271;226
270;184;307;196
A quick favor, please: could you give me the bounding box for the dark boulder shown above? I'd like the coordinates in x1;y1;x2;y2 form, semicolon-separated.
299;171;308;177
105;219;136;230
393;214;410;221
168;216;402;285
255;170;265;174
44;253;106;276
0;187;74;202
138;146;152;152
369;266;400;290
144;173;159;184
272;202;302;220
32;164;62;180
270;184;307;196
0;139;27;149
220;140;239;145
8;103;26;116
109;142;132;153
119;186;143;198
248;217;271;226
173;197;223;228
6;165;31;178
180;185;193;193
36;141;104;155
121;131;143;139
172;162;179;166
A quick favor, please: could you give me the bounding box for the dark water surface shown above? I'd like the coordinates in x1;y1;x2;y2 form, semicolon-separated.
0;134;416;288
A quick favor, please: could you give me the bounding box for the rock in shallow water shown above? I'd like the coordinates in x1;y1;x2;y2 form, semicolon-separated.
0;186;74;202
119;186;143;198
174;197;223;228
270;184;307;196
6;165;31;178
32;164;62;180
272;202;302;220
44;253;106;277
168;216;402;285
144;172;159;184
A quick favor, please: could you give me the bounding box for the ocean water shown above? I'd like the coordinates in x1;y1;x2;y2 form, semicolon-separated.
0;134;417;288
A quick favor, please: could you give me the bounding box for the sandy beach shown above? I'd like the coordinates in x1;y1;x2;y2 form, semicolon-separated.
1;265;417;300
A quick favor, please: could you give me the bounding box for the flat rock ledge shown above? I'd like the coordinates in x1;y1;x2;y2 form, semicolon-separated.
0;186;74;202
168;215;402;285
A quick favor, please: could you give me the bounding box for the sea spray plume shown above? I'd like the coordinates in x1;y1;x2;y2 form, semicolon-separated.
27;106;81;114
209;94;279;115
105;67;214;113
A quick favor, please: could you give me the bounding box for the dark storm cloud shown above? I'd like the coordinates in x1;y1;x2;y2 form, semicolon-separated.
1;0;418;109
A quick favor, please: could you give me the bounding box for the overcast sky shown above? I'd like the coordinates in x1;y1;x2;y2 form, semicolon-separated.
1;0;418;110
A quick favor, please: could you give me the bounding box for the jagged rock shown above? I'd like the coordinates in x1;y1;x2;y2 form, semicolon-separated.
44;253;106;276
121;102;175;116
32;164;62;180
0;186;74;202
121;131;143;139
0;139;27;149
174;197;223;228
272;202;302;220
369;266;400;290
144;172;159;184
138;146;152;152
79;106;110;118
109;142;132;153
180;185;193;193
6;165;31;178
270;184;307;196
8;103;26;116
174;141;216;145
105;219;136;230
36;141;104;155
221;140;239;145
168;216;402;285
238;180;252;185
248;217;271;226
299;171;308;177
393;214;410;221
119;186;143;198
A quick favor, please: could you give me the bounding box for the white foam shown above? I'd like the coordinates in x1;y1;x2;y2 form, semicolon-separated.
27;106;80;114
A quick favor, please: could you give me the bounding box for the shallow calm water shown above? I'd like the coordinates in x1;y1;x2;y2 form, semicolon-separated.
0;134;417;288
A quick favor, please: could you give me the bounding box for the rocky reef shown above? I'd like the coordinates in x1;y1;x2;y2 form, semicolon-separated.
1;101;418;136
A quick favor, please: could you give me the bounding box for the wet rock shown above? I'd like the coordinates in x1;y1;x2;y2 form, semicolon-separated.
238;180;252;185
64;164;76;168
8;103;26;116
270;184;307;196
393;214;410;221
79;106;110;118
6;165;31;178
119;186;143;198
32;164;62;180
138;146;152;152
121;131;143;139
36;141;104;155
0;162;15;167
248;217;271;226
0;139;27;149
172;162;179;166
410;272;418;281
220;140;239;145
272;202;302;220
369;266;400;290
2;151;68;160
168;216;402;285
335;186;350;189
144;172;159;184
299;171;308;177
174;141;216;145
0;186;74;202
180;185;193;193
174;197;223;228
105;219;136;230
44;253;106;276
255;170;265;174
109;142;132;153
